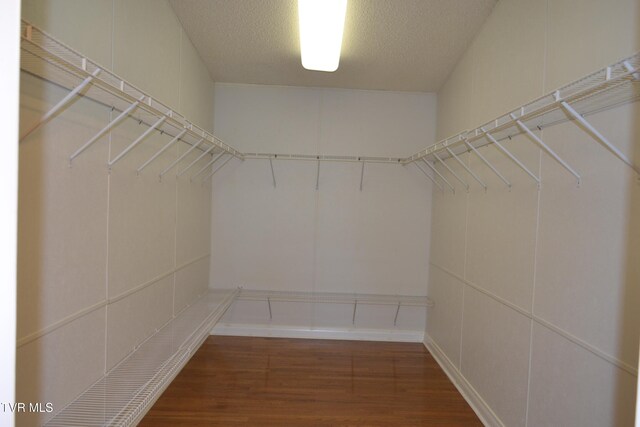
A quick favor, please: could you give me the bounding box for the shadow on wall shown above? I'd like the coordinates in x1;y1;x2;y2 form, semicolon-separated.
618;16;640;425
17;75;45;427
620;74;640;426
619;9;640;424
17;49;115;425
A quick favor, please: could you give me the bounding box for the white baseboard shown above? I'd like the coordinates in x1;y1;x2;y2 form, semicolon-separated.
211;323;425;342
423;335;504;427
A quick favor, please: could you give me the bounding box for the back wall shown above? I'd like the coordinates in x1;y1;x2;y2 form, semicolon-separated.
210;83;436;296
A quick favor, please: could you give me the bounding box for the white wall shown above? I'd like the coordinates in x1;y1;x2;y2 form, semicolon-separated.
17;1;214;425
427;0;640;425
211;83;436;335
1;1;21;426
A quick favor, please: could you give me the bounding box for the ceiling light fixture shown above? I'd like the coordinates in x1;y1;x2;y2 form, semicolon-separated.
298;0;347;72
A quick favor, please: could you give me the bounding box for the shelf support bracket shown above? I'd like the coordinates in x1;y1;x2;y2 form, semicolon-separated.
191;151;226;181
159;138;204;178
511;114;581;185
484;131;540;185
267;297;272;320
136;129;187;174
21;68;101;142
413;161;444;192
108;114;167;168
269;157;277;188
202;154;233;181
560;101;640;175
316;159;321;191
352;300;358;324
446;148;487;190
394;302;401;326
359;161;365;191
463;139;511;188
422;159;455;192
623;61;640;80
176;144;215;177
433;152;469;191
70;95;144;163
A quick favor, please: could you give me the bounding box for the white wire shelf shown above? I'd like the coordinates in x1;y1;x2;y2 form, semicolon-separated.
42;287;429;425
19;20;640;189
44;289;238;427
236;288;432;307
403;51;640;189
233;289;432;328
243;153;404;164
19;20;243;176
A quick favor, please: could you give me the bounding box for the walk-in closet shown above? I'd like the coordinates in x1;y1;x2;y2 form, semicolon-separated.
1;0;639;425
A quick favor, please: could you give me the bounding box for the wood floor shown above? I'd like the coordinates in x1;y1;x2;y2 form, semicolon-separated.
140;336;481;426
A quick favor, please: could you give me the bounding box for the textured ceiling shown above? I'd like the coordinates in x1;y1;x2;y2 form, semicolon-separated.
169;0;496;92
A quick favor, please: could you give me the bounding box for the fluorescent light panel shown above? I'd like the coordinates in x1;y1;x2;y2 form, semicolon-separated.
298;0;347;72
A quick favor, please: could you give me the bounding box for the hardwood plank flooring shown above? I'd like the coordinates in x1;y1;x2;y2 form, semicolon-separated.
140;336;481;426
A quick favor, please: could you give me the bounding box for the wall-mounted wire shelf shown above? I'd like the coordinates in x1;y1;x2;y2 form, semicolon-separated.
44;289;238;427
18;20;640;190
42;287;430;425
243;153;403;164
236;289;432;307
234;289;433;326
19;20;242;181
404;52;640;191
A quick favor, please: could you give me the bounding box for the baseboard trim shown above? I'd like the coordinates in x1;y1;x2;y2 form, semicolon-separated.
211;323;425;343
423;335;504;427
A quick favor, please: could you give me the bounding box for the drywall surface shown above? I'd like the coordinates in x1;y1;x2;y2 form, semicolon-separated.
17;1;214;425
428;0;640;425
210;84;435;334
0;1;20;426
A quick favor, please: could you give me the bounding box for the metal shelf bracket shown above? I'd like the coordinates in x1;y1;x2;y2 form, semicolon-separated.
413;161;444;192
433;152;470;192
191;151;226;181
21;68;102;143
463;139;511;189
137;129;187;174
108;114;168;168
70;96;145;163
511;113;581;186
422;159;455;193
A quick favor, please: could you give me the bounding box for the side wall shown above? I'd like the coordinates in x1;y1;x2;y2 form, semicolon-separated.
17;1;214;424
210;83;436;337
1;1;21;426
428;0;640;425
